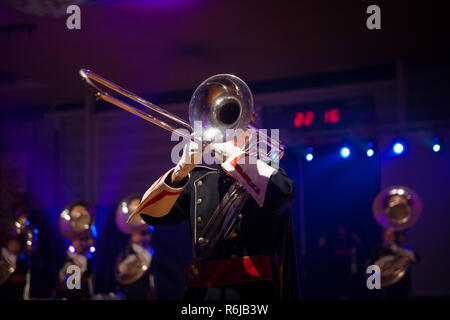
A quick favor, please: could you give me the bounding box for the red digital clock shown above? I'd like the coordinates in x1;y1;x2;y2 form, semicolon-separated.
293;108;340;127
262;96;375;130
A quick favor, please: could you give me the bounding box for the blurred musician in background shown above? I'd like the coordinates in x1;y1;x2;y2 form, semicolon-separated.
333;226;363;299
368;186;422;299
0;212;37;300
55;201;96;300
56;235;95;300
367;229;419;299
0;234;31;299
115;197;156;300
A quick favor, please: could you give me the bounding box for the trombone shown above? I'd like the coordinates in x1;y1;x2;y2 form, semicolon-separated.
79;69;284;162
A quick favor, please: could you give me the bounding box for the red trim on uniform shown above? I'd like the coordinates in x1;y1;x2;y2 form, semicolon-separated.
8;274;26;282
139;189;182;212
150;174;165;192
229;154;260;195
191;255;273;287
81;274;90;283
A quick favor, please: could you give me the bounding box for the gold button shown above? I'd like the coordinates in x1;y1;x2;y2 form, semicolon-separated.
190;264;199;276
238;214;243;220
198;237;205;244
196;198;202;205
197;180;203;187
229;232;238;238
197;216;202;223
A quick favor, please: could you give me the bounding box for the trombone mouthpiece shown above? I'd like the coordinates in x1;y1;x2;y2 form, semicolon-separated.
79;68;90;79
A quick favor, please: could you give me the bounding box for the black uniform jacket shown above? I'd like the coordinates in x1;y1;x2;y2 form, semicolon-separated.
0;254;29;300
141;165;299;299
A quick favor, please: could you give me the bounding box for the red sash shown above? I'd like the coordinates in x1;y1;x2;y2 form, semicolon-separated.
8;274;26;282
192;255;273;287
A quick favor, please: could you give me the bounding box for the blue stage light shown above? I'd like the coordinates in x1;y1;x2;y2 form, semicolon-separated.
68;245;75;253
305;147;313;161
393;142;405;155
433;138;441;152
89;246;96;253
366;142;374;157
340;147;351;159
90;224;97;238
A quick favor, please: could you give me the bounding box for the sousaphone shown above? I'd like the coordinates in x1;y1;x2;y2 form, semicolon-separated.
114;196;153;285
371;186;422;287
59;200;96;240
0;214;38;285
58;200;96;285
372;186;422;231
115;195;147;235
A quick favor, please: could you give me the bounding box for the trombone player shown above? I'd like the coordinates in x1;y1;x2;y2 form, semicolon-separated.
128;74;299;300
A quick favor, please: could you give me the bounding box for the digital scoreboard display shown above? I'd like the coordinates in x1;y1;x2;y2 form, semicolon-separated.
262;96;375;130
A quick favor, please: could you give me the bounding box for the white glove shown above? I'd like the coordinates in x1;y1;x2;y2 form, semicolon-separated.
390;243;417;262
172;136;203;183
211;129;253;162
118;254;138;274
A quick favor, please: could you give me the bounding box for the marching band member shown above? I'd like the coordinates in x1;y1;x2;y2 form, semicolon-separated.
367;229;419;299
368;186;422;299
129;128;299;300
56;236;95;300
0;235;31;299
0;213;37;300
115;197;156;300
56;201;96;300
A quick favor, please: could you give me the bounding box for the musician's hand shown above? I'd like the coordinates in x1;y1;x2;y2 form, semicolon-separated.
171;137;203;185
390;243;417;262
211;129;253;162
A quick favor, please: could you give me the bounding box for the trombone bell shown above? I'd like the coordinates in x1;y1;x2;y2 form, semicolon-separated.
189;74;253;142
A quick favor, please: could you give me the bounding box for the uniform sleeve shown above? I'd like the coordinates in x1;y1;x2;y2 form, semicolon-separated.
262;165;295;214
141;186;190;226
128;168;190;225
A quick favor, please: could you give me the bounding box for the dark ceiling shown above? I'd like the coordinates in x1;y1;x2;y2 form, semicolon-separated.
0;0;449;109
